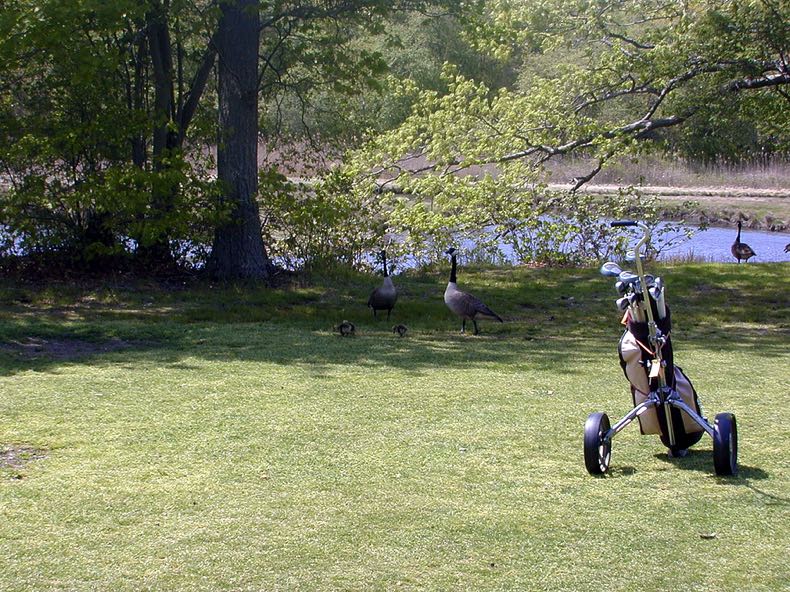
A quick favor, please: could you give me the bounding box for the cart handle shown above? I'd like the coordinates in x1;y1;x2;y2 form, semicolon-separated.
610;221;651;258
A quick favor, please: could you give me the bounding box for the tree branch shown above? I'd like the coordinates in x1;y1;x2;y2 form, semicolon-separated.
604;31;655;50
177;35;217;146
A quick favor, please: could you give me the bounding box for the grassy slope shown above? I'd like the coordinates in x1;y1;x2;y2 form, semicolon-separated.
0;263;788;591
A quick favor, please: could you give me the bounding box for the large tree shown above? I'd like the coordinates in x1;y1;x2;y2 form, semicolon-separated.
139;0;219;268
209;0;271;280
208;0;461;279
0;0;460;276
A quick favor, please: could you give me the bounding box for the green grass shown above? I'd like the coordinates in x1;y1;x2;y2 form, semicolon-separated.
1;263;788;591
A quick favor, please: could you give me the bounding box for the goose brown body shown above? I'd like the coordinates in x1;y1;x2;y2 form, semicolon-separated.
731;221;756;263
443;248;503;335
368;251;398;319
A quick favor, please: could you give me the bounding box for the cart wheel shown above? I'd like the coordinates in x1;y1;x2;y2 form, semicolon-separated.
713;412;738;476
584;412;612;475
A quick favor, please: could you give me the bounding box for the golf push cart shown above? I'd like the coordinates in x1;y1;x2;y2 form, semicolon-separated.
584;220;738;477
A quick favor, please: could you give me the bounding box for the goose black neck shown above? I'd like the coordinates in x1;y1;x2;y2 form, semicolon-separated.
736;223;742;242
449;254;457;283
382;253;388;277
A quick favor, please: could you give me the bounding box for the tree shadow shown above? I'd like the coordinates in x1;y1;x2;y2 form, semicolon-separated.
1;263;787;376
1;311;786;381
0;320;613;378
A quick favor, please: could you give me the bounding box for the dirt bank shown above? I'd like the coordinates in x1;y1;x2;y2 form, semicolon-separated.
560;184;790;231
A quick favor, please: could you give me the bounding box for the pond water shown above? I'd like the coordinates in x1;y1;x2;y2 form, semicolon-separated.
656;224;789;263
451;222;790;265
2;223;788;266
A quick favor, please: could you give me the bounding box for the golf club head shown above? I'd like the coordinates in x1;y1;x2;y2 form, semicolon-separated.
618;271;640;285
652;287;667;319
616;296;630;311
628;294;646;322
615;281;628;295
600;261;623;277
643;274;655;288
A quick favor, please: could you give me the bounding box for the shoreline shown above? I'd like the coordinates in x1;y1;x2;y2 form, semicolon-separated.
548;184;790;232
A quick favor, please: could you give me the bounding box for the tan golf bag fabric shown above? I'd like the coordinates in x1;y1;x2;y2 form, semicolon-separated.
619;330;704;436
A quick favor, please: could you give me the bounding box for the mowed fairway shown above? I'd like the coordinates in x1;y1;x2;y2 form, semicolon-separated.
1;264;788;591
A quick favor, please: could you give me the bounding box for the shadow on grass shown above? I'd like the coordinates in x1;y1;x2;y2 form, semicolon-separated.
1;315;787;380
590;465;638;479
653;449;787;503
655;449;768;478
0;262;787;376
0;322;612;378
736;482;790;505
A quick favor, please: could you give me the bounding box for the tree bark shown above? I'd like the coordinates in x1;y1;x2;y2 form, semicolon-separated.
210;0;272;281
138;1;180;271
130;31;148;169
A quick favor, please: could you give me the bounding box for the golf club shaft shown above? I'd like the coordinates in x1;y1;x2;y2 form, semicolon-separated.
631;223;675;445
609;220;676;447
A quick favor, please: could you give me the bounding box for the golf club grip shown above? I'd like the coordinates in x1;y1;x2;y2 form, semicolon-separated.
611;220;637;227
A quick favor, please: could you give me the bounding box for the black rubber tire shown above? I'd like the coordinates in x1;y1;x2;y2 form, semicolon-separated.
584;412;612;475
713;412;738;476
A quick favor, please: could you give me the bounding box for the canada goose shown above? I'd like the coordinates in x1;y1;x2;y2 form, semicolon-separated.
784;243;789;253
444;247;503;335
731;221;756;263
335;320;355;337
392;324;408;337
367;250;398;320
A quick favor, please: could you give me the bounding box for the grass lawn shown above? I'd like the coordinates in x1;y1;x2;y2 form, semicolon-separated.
1;263;788;591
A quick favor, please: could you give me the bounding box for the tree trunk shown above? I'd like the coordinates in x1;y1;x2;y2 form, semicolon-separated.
210;0;272;281
130;31;148;169
137;2;180;271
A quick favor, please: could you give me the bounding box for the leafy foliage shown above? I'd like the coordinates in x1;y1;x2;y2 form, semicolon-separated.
1;0;787;273
0;0;222;267
259;167;387;270
339;0;789;267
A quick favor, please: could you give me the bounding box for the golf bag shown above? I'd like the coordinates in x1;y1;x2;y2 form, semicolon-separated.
585;220;739;477
618;304;704;450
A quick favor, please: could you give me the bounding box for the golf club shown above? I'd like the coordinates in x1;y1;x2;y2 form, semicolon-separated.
600;261;623;277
